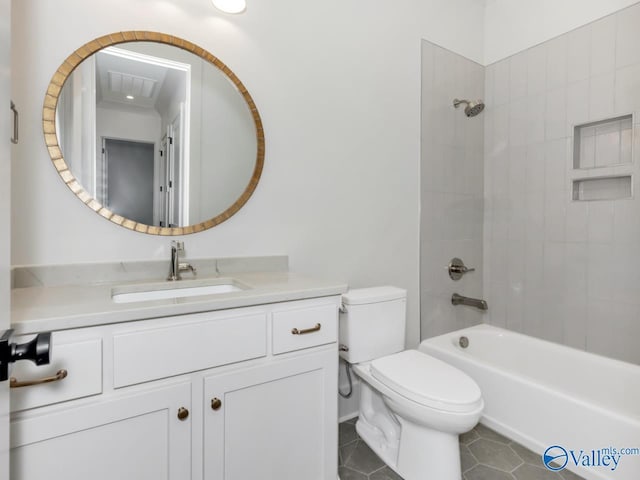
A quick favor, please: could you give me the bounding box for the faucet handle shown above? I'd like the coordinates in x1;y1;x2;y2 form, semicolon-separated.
171;241;184;252
179;263;197;276
448;257;475;281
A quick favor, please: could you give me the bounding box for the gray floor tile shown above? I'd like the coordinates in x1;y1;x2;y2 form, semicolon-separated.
337;419;581;480
369;466;404;480
339;466;369;480
513;464;564;480
465;464;516;480
560;468;586;480
460;429;480;445
468;438;524;472
340;440;359;467
344;439;386;474
475;423;512;444
460;444;478;472
509;441;543;466
339;421;359;446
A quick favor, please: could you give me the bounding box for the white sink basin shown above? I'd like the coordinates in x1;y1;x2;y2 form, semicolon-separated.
112;279;247;304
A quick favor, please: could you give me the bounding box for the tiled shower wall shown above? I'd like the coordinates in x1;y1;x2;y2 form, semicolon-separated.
483;5;640;365
420;40;485;338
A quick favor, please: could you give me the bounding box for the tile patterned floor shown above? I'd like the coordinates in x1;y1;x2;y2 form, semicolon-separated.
339;418;586;480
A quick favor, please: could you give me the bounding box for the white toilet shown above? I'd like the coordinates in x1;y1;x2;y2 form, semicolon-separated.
339;287;483;480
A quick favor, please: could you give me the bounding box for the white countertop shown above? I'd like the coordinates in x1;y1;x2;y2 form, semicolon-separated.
11;270;348;335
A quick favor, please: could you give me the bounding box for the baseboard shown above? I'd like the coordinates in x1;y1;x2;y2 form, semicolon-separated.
338;412;358;423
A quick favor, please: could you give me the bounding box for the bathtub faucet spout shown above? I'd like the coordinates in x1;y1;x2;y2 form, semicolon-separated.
451;293;488;311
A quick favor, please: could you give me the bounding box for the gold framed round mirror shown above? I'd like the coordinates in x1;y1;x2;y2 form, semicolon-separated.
43;31;264;235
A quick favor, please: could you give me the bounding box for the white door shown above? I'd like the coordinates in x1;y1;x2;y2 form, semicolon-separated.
0;0;11;478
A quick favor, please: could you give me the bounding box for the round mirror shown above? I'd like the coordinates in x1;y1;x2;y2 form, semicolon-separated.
43;31;264;235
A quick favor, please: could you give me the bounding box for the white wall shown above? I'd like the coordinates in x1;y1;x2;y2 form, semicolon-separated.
198;61;256;223
58;59;96;196
10;0;484;350
96;106;161;148
485;0;640;64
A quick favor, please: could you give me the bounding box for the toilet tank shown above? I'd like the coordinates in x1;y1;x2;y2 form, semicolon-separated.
339;286;407;364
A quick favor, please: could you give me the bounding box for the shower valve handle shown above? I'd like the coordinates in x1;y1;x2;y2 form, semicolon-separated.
451;265;475;274
448;258;475;281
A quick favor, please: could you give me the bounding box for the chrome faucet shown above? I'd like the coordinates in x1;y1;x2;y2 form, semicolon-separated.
167;241;197;281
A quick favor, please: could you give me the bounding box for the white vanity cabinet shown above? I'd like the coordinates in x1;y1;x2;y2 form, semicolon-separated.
9;295;340;480
204;347;337;480
203;300;338;480
10;381;192;480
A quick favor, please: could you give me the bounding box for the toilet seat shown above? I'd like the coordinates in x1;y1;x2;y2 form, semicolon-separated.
371;350;482;413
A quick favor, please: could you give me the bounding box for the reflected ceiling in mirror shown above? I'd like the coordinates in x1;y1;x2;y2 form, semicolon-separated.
43;32;264;235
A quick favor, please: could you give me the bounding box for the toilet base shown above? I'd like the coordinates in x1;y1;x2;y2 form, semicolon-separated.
395;417;461;480
355;379;401;470
355;381;463;480
355;418;400;474
356;414;462;480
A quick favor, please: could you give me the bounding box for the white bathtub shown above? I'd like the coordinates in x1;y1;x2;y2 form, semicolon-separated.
419;324;640;480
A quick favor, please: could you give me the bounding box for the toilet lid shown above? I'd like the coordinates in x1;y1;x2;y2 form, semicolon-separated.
371;350;482;413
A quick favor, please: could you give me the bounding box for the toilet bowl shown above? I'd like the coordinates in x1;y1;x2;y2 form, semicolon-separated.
339;287;483;480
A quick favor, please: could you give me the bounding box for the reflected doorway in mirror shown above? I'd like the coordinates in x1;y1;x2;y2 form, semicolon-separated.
43;31;265;236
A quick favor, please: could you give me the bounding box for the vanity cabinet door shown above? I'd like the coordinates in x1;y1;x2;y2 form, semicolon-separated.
10;381;191;480
203;347;338;480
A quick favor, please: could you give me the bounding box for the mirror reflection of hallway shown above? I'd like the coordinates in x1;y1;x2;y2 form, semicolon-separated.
45;33;265;235
101;138;154;225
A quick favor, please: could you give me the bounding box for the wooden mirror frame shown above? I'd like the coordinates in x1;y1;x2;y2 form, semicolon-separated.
43;31;265;235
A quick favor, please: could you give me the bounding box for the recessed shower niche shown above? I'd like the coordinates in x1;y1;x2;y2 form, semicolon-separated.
571;114;634;202
572;176;632;201
573;115;633;169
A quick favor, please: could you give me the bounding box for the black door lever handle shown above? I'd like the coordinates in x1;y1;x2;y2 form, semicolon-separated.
0;330;52;381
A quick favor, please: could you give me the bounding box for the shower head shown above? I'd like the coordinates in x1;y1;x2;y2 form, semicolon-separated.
453;98;485;117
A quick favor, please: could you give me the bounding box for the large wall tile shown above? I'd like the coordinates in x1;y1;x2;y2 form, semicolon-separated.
589;14;617;76
589;73;615;120
587;300;640;364
421;41;484;340
615;5;640;69
484;7;640;365
567;26;591;84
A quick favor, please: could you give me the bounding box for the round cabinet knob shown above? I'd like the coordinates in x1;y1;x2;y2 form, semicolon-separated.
211;397;222;411
177;407;189;421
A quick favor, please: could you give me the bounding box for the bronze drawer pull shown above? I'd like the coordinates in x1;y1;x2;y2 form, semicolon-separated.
291;323;321;335
10;369;68;388
177;407;189;420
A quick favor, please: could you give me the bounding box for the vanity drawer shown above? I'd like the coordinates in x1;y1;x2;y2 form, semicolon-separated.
272;304;338;355
10;332;103;412
113;312;267;388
